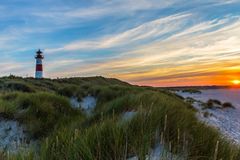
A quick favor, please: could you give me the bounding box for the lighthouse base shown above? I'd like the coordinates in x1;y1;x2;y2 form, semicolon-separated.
35;71;43;79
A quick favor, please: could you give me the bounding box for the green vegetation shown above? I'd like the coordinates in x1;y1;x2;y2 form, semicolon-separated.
185;97;196;104
203;99;221;109
0;76;239;160
182;89;202;94
222;102;235;109
203;111;210;118
202;99;235;110
0;92;81;138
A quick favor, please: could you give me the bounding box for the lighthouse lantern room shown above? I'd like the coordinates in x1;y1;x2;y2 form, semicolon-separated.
35;49;44;79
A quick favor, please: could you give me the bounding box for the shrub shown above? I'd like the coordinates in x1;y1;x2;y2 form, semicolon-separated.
4;82;35;92
203;111;209;118
203;99;222;109
210;99;222;105
222;102;235;109
58;85;77;97
182;89;201;94
185;97;195;104
204;100;214;109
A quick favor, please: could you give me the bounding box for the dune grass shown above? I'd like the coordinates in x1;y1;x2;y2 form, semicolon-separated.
0;91;83;138
36;90;240;160
0;76;239;160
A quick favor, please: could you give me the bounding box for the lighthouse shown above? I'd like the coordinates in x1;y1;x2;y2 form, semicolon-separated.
35;49;44;79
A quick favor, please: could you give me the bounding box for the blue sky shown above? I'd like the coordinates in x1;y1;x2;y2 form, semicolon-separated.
0;0;240;86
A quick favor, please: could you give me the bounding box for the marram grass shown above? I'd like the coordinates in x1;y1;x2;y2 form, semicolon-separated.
0;76;239;160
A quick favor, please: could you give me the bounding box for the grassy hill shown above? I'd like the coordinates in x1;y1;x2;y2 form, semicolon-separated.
0;76;239;160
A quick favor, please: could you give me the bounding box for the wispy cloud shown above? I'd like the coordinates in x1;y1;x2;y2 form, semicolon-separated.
46;13;191;53
33;0;175;21
0;61;32;76
46;15;240;86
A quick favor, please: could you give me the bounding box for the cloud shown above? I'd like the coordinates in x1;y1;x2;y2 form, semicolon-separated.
45;15;240;86
0;0;240;86
33;0;175;21
32;7;109;23
0;61;32;76
215;0;240;5
46;13;191;53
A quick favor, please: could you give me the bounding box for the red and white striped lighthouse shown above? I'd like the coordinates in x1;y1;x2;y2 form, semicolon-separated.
35;49;44;79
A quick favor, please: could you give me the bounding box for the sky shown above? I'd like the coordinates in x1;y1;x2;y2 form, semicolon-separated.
0;0;240;86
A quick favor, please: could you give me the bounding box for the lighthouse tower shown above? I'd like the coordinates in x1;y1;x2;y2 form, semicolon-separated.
35;49;44;79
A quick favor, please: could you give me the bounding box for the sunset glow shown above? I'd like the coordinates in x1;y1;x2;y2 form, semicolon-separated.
232;80;240;85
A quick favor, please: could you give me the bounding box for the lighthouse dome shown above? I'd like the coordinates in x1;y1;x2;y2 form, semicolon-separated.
35;49;44;59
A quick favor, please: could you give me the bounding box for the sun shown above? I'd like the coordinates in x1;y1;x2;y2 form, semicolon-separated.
231;80;240;85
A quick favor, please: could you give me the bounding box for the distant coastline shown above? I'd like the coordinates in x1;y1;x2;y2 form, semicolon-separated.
161;85;233;90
